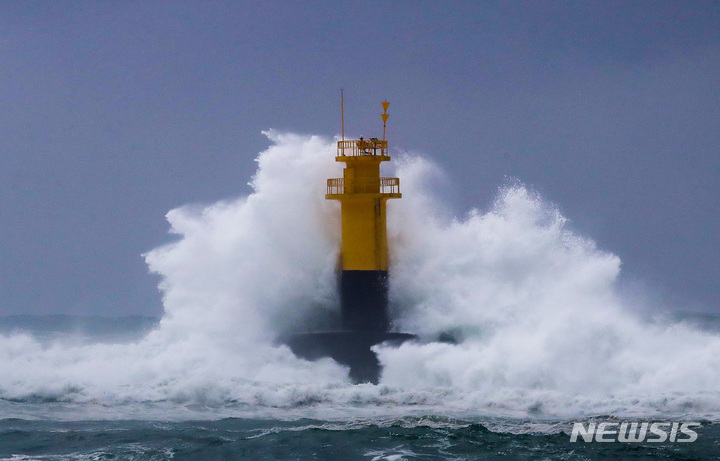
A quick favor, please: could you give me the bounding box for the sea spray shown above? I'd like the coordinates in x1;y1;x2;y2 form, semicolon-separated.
0;131;351;405
380;156;720;416
1;132;720;419
148;130;343;345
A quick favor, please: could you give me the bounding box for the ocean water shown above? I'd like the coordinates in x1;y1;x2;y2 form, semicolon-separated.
2;416;720;460
2;131;720;459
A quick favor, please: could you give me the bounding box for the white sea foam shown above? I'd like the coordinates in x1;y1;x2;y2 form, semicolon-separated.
1;131;719;420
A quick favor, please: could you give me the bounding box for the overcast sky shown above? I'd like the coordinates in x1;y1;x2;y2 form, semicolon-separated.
1;1;718;317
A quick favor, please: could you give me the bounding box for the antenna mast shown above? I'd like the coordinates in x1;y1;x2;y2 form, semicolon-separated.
341;89;345;142
381;100;390;140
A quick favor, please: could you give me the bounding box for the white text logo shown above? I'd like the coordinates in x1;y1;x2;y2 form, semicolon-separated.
569;422;700;443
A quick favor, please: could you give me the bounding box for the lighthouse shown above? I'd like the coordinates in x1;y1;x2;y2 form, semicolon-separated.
326;100;401;332
284;97;414;384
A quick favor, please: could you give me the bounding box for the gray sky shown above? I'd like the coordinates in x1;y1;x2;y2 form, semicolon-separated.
1;1;718;317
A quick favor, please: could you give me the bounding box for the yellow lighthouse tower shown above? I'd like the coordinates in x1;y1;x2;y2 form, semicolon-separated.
326;99;401;331
284;96;413;384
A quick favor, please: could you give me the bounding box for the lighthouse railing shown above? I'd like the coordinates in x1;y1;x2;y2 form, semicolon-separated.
337;139;388;157
326;177;400;195
379;177;400;194
327;178;344;195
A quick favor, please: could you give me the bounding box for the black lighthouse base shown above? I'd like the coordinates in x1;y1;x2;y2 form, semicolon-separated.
283;270;415;384
284;331;415;384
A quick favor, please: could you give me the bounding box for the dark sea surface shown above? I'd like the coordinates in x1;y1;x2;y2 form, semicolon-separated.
1;416;719;460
